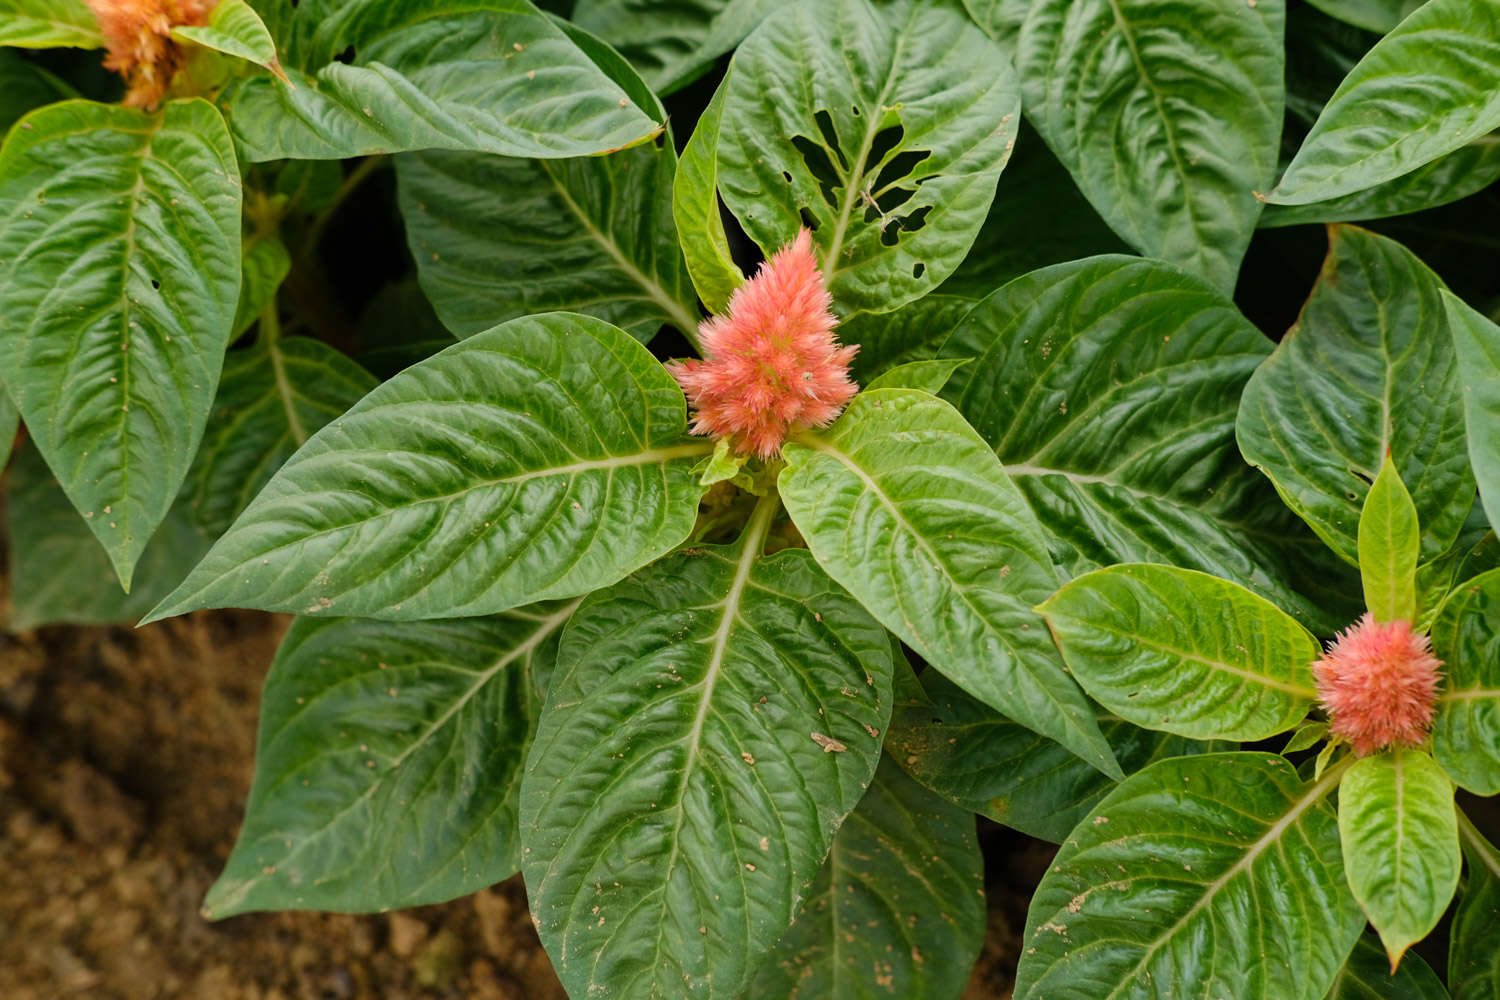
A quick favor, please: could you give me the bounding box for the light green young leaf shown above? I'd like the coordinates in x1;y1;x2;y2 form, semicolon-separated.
673;81;741;314
781;389;1120;779
1018;0;1284;293
1016;753;1363;1000
1272;0;1500;205
1285;721;1331;755
1431;567;1500;795
863;358;968;394
1358;457;1420;622
1337;747;1460;968
204;601;575;917
0;0;103;48
1444;290;1500;535
231;235;290;337
0;98;240;590
146;314;711;623
521;528;893;999
1324;930;1447;1000
172;0;283;76
1451;815;1500;1000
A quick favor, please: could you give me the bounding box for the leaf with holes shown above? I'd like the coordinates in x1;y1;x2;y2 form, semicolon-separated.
172;0;283;76
1017;0;1284;293
843;294;976;384
203;601;575;917
1445;290;1500;536
1015;753;1363;1000
1237;225;1471;566
1357;457;1420;623
0;0;102;48
1451;817;1500;1000
1272;0;1500;205
398;142;699;343
1431;568;1500;795
571;0;784;96
0;98;240;590
715;0;1021;314
941;255;1357;633
231;235;290;338
145;314;711;623
746;756;985;999
1337;747;1460;967
520;535;893;999
190;337;377;536
781;389;1120;779
219;0;661;161
1325;931;1448;1000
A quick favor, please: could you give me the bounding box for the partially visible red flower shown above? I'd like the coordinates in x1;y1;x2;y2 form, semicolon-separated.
85;0;214;108
1314;613;1442;756
669;230;857;459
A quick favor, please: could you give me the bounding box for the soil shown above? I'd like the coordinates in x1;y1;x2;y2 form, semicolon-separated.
0;608;1040;1000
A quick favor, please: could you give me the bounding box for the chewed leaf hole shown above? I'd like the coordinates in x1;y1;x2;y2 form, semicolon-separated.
874;148;931;191
867;124;905;169
880;205;932;246
798;207;820;231
335;45;356;65
813;109;849;171
791;135;842;210
912;261;925;279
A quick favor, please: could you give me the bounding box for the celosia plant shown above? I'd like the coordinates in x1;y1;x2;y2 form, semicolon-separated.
3;0;1500;998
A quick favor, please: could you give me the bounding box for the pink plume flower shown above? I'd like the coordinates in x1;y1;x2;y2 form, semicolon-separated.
668;230;857;459
85;0;215;108
1313;613;1442;756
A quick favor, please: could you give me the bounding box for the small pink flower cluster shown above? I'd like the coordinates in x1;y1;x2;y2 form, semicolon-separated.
85;0;215;108
1314;613;1442;756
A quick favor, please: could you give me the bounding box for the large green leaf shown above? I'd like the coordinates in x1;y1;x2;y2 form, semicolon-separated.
1304;0;1425;34
220;0;662;161
0;98;241;589
747;756;984;998
716;0;1020;314
1451;816;1500;1000
520;521;893;999
398;142;698;342
203;601;575;917
172;0;283;75
960;0;1030;48
0;51;74;135
1237;226;1471;566
145;313;711;623
780;389;1119;779
1272;0;1500;205
1431;568;1500;795
1015;753;1363;1000
1040;564;1319;742
1358;457;1420;623
1017;0;1284;293
0;0;102;48
1325;931;1448;1000
673;79;741;314
941;255;1356;633
571;0;783;95
842;294;976;383
190;336;377;536
1338;748;1460;967
1445;290;1500;535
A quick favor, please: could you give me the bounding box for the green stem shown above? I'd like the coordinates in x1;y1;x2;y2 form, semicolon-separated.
261;302;308;446
734;487;781;557
1457;808;1500;876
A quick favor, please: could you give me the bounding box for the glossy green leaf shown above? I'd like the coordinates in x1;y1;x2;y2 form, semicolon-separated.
1338;747;1460;967
1305;0;1425;34
843;294;976;384
960;0;1030;48
231;235;290;337
942;255;1356;633
1017;0;1284;293
716;0;1021;314
572;0;783;95
398;142;699;342
1431;568;1500;795
1286;721;1332;754
1016;753;1362;1000
1237;226;1471;566
521;525;893;999
146;314;711;623
1040;564;1319;742
673;81;741;314
1273;0;1500;205
204;601;575;917
887;669;1215;843
1359;457;1420;623
1444;290;1500;536
220;0;661;162
172;0;282;75
780;389;1119;779
862;358;968;394
1415;500;1499;631
1451;816;1500;1000
0;51;74;135
747;756;985;999
190;337;377;536
1325;930;1448;1000
0;98;240;589
0;0;103;48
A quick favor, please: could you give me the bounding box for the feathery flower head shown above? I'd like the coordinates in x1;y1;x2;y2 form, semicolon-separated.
669;230;857;459
1313;613;1442;756
85;0;215;108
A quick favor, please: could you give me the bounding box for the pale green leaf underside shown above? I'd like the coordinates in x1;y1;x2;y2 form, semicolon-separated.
1357;457;1420;623
172;0;282;73
0;0;103;48
1444;290;1500;537
1431;567;1500;795
1324;931;1447;1000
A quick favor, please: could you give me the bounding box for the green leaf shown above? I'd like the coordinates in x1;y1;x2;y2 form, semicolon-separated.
1431;568;1500;795
1273;0;1500;205
747;756;985;998
1237;225;1472;566
572;0;783;95
1337;747;1460;967
5;442;209;631
145;313;711;623
220;0;662;162
1444;290;1500;537
843;294;976;384
203;600;575;917
673;78;741;314
1358;457;1421;623
1451;815;1500;1000
1286;721;1331;754
190;336;377;536
1415;500;1499;631
1324;930;1448;1000
520;524;893;999
0;0;103;49
0;390;16;473
716;0;1021;314
942;254;1357;633
1304;0;1425;34
887;669;1217;843
863;358;968;394
780;389;1120;780
398;142;699;342
1017;0;1284;293
0;51;75;135
353;278;458;380
172;0;283;76
1016;753;1363;1000
0;98;241;590
1040;564;1320;742
960;0;1030;48
231;235;290;338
